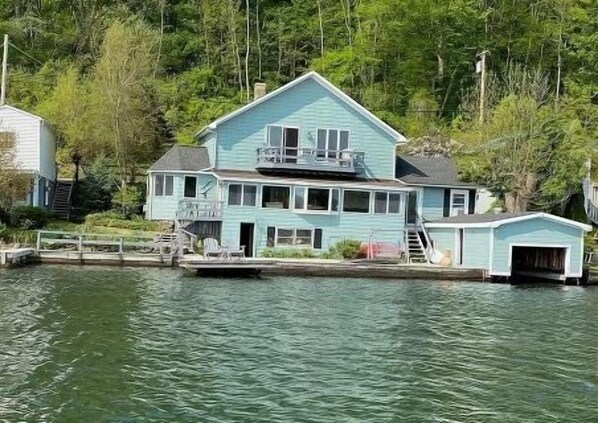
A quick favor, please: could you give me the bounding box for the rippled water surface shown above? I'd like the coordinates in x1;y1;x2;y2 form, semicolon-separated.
1;266;597;422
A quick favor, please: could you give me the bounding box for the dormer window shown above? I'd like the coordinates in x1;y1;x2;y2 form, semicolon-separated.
316;129;349;159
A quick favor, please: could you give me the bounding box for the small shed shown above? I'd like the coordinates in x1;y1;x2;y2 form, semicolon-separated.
425;212;592;281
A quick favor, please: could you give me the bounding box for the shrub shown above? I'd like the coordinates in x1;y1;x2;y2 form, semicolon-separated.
112;184;144;218
72;155;117;217
10;206;50;229
323;239;365;260
84;211;161;231
261;248;315;259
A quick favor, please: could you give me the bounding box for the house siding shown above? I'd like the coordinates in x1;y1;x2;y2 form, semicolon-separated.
428;228;455;255
201;131;217;168
39;123;57;181
462;228;491;269
0;107;41;172
214;78;397;179
422;187;445;221
219;181;407;255
492;219;584;277
148;173;218;220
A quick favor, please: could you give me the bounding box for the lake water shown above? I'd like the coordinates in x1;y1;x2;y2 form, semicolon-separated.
0;266;597;422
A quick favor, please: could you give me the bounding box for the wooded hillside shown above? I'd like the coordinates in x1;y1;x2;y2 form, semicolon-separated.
2;0;596;213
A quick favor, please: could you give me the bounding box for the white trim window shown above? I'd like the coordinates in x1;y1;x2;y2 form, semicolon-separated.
316;129;350;159
294;187;340;212
450;189;469;216
343;190;371;213
261;185;291;209
276;228;314;247
374;192;402;214
154;174;174;197
228;183;257;206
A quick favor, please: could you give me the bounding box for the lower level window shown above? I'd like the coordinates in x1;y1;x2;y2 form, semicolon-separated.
276;228;313;247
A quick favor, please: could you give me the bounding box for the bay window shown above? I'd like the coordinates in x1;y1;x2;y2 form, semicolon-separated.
343;190;370;213
294;187;340;212
262;185;290;209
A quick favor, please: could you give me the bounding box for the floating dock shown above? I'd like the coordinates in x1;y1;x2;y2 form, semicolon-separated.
0;248;35;267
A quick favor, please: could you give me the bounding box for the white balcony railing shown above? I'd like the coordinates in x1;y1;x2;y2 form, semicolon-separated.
176;200;223;221
256;147;364;173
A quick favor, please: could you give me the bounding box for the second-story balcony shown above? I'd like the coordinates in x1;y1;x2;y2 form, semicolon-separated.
176;200;223;221
256;147;365;177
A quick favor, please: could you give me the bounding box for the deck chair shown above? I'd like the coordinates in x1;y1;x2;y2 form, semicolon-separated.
204;238;225;258
225;241;246;259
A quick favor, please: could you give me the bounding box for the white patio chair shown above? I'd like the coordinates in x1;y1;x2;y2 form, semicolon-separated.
204;238;225;259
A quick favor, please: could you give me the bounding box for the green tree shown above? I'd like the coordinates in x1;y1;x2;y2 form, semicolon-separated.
0;132;32;212
89;18;162;186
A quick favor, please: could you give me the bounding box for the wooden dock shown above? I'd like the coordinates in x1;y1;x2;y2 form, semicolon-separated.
0;248;35;267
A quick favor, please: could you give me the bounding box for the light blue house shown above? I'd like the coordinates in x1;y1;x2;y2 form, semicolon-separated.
146;71;486;259
425;212;592;281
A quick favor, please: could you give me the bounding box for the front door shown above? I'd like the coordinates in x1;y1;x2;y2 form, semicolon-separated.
240;223;255;258
284;128;299;164
406;191;418;225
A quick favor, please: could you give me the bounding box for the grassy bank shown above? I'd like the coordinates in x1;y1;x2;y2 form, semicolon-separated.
0;219;165;246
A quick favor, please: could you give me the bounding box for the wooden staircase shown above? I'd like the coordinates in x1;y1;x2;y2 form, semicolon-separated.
406;228;429;264
51;180;74;219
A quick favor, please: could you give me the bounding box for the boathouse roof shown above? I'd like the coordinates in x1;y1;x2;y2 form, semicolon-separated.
149;145;211;172
425;212;592;231
395;155;476;188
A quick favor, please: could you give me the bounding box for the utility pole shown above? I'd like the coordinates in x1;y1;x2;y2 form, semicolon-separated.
1;34;8;105
477;50;488;124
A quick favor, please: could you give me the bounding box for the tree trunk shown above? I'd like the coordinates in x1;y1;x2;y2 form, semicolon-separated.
245;0;250;101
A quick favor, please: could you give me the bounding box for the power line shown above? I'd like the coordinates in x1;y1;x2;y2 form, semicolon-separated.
9;42;43;65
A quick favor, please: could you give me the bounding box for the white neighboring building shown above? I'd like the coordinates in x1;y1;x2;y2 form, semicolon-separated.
475;188;496;214
0;105;56;207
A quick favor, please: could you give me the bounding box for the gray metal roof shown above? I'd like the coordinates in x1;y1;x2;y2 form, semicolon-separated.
427;212;536;225
395;155;476;187
213;169;406;189
149;145;211;172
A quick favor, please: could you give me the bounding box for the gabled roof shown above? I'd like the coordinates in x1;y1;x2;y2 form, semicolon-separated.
425;212;592;231
149;145;211;172
196;71;405;141
0;104;44;121
395;155;476;188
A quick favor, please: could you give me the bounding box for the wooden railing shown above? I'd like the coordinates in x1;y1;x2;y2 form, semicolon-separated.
36;230;183;262
176;200;223;220
256;147;364;170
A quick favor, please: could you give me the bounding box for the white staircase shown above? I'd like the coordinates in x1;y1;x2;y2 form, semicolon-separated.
406;228;429;263
583;178;598;226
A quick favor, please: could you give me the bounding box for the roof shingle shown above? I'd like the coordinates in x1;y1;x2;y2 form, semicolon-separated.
395;155;475;187
149;145;211;172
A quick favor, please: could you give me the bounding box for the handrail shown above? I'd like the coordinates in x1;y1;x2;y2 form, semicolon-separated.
416;211;438;264
257;146;365;167
176;200;223;219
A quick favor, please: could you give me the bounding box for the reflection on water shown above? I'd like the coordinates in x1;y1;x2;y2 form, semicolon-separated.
0;267;597;422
